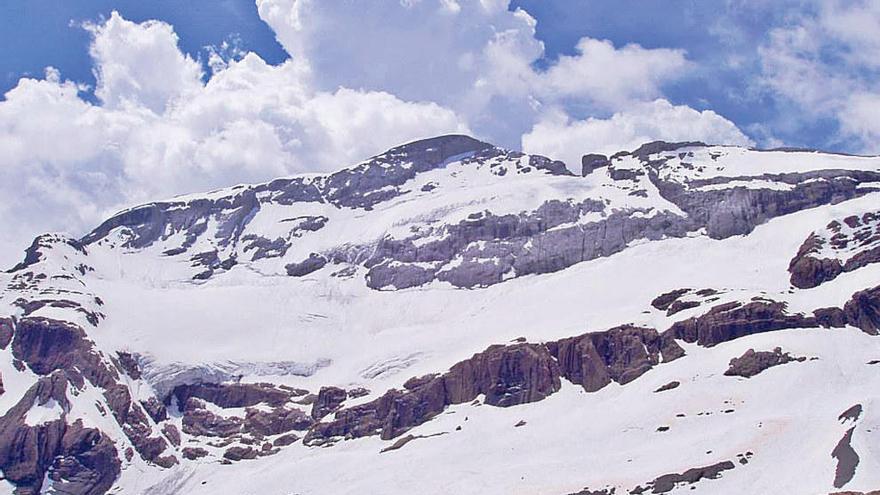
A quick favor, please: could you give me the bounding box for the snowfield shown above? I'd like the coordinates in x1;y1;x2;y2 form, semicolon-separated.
1;136;879;495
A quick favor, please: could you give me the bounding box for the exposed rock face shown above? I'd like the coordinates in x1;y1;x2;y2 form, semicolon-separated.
182;447;208;460
0;317;13;349
789;234;844;289
843;286;880;335
306;326;680;445
311;386;348;420
223;446;258;461
7;317;174;475
305;342;561;444
666;300;819;347
171;382;292;409
548;326;683;392
789;212;880;289
724;348;807;378
813;307;849;328
652;289;691;311
581;154;610;176
647;165;880;240
0;373;120;495
285;253;328;277
175;383;314;441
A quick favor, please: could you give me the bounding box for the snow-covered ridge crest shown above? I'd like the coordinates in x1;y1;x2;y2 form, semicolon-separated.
3;135;880;495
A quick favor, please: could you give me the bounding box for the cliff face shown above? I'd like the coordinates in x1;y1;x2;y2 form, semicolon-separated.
2;135;880;495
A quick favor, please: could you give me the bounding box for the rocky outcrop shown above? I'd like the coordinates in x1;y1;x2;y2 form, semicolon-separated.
724;348;806;378
843;286;880;335
6;317;175;477
789;212;880;289
285;253;328;277
581;154;610;176
170;382;293;409
651;289;691;311
654;381;680;393
173;382;314;446
547;326;683;392
630;460;736;494
0;317;13;349
0;373;120;495
311;387;348;420
306;326;680;445
363;201;688;290
666;300;819;347
8;234;88;274
813;307;849;328
305;342;561;444
789;234;844;289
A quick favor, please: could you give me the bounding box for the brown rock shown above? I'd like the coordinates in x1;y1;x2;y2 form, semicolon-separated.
182;447;209;460
843;285;880;335
223;446;258;461
814;307;848;328
548;326;681;392
311;386;348;420
651;288;691;311
162;424;181;447
115;351;141;379
0;374;120;495
789;234;843;289
654;381;680;393
182;402;243;437
171;382;292;409
666;300;819;347
724;347;806;378
306;342;561;444
0;316;13;349
272;433;300;447
244;406;313;436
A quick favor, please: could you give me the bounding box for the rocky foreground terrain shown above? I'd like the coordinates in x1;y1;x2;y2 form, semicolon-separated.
1;134;879;494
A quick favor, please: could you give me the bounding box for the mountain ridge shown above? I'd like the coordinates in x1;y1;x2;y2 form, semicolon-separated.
1;134;880;494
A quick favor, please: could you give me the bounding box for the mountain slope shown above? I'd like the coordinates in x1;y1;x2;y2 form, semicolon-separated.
1;135;879;495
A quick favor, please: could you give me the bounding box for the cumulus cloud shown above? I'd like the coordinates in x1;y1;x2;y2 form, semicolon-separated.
522;100;754;167
757;0;880;152
86;12;204;113
254;0;701;148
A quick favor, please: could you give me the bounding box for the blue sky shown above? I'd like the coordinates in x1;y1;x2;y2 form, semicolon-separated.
0;0;877;266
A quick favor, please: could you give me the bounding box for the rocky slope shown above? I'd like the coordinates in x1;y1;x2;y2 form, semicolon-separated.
1;135;879;494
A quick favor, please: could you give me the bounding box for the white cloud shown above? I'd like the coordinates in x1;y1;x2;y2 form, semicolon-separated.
539;38;690;109
255;0;699;147
522;100;754;168
86;12;204;113
757;0;880;152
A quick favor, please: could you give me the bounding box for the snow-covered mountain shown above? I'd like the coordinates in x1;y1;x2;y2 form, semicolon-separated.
1;134;880;495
